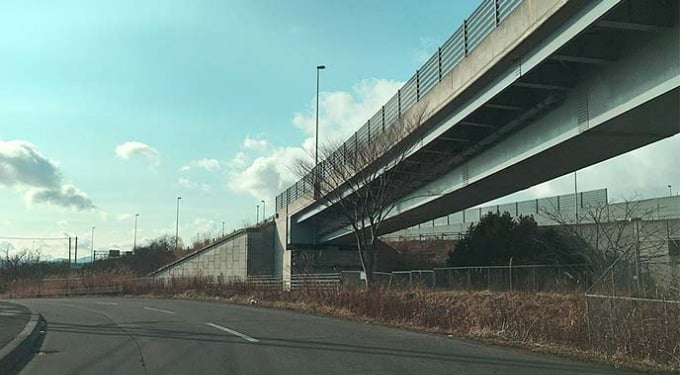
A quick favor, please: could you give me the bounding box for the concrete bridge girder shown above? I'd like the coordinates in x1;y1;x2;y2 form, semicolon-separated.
291;0;680;246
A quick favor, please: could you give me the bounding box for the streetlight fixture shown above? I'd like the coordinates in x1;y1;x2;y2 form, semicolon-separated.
133;213;139;252
256;204;260;224
175;197;182;251
91;226;95;263
261;200;266;220
669;185;673;197
314;64;326;199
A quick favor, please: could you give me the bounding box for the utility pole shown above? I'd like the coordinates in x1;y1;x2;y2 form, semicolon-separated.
133;213;139;252
74;236;78;264
91;226;95;263
68;237;72;265
175;197;182;251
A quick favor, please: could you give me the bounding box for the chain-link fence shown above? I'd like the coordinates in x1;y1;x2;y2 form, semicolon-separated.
585;261;680;366
338;265;590;293
433;264;590;293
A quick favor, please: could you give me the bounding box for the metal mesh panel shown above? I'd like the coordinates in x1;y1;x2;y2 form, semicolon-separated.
517;200;537;216
440;28;465;77
465;208;481;223
383;94;400;126
497;202;516;216
420;54;440;95
467;0;496;51
449;211;464;224
499;0;523;21
401;77;418;111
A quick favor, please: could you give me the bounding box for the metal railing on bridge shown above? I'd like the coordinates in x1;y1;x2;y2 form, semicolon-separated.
276;0;524;212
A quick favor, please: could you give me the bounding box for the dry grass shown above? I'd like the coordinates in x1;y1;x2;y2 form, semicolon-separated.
2;274;678;372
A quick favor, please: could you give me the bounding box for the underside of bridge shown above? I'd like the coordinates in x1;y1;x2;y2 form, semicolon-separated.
289;0;680;248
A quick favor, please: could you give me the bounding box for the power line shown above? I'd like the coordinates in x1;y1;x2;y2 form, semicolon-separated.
0;236;69;241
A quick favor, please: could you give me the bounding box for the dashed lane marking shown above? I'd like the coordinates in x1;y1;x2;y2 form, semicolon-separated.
143;306;176;315
206;322;260;343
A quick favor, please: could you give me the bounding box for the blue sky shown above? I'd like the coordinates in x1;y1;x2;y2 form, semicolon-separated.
1;0;679;259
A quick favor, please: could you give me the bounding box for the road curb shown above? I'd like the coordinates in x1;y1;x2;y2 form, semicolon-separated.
0;304;45;374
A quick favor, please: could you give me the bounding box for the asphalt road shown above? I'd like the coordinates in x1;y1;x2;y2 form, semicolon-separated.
13;297;639;375
0;301;30;349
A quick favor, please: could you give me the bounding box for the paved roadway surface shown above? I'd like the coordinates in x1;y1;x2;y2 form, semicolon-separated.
13;297;640;375
0;301;31;349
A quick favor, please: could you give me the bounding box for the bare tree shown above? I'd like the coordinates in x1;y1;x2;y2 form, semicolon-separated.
0;246;41;286
293;106;442;287
542;196;678;274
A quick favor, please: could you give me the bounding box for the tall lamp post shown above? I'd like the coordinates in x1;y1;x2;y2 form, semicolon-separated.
261;200;266;221
256;204;260;224
133;213;139;252
669;185;673;197
314;64;326;199
91;226;95;263
175;197;182;251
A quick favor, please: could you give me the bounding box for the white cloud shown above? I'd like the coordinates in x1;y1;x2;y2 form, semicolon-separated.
115;141;160;167
180;158;221;172
179;177;210;192
193;217;216;233
26;184;95;210
0;140;61;188
243;137;271;152
292;78;404;145
228;78;404;201
117;213;133;222
98;211;110;222
228;146;307;200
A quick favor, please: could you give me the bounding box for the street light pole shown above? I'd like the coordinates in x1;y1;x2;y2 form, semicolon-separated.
669;185;672;197
261;200;266;221
315;64;326;199
256;204;260;224
175;197;182;251
222;221;225;237
133;213;139;252
91;226;95;263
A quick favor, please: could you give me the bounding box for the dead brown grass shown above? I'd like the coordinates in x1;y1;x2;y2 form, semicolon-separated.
2;274;677;372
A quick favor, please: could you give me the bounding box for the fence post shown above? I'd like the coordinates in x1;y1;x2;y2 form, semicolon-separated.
467;268;471;291
381;106;385;132
398;89;402;118
416;69;421;101
464;19;469;56
494;0;500;27
367;120;371;146
487;268;491;291
438;47;442;81
508;259;513;293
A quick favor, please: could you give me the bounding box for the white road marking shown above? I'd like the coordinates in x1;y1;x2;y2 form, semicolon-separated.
143;306;176;315
206;322;260;343
0;309;24;316
94;301;119;306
